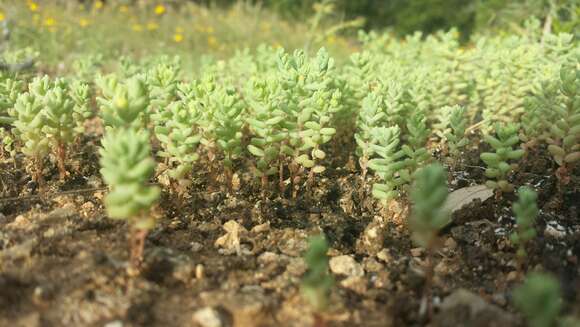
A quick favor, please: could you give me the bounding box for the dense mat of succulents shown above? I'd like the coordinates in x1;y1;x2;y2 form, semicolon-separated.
1;27;579;326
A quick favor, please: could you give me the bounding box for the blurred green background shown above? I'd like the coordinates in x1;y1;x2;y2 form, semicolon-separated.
204;0;579;39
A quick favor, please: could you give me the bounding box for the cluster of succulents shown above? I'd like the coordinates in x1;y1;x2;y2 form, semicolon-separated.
11;76;90;182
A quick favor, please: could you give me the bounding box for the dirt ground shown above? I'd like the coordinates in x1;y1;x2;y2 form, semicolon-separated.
1;134;579;327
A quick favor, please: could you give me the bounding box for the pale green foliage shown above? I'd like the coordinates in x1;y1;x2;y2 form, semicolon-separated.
96;74;150;130
442;105;469;158
278;48;340;176
410;163;450;247
402;111;431;175
42;80;76;148
480;123;525;193
0;127;15;159
12;89;49;162
513;273;562;327
148;61;180;113
367;126;407;202
355;91;388;176
245;77;286;179
0;74;23;124
301;235;333;312
246;48;340;189
99;129;160;230
154;100;202;184
510;186;538;259
72;54;103;82
187;76;245;171
69;80;92;134
544;58;580;175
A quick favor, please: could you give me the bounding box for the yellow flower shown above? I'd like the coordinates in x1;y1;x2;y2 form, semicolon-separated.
326;35;336;45
119;5;129;13
0;11;5;22
44;17;57;27
206;26;214;34
94;1;103;10
29;2;39;11
154;4;166;15
132;24;143;32
146;22;159;31
207;36;218;48
79;18;90;27
173;33;183;43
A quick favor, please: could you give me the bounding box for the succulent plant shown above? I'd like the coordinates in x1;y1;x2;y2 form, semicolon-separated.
100;128;160;269
510;186;538;261
301;235;334;313
409;163;449;318
480;123;525;193
355;91;389;181
367;126;407;203
439;105;469;162
513;273;562;327
544;58;580;185
41;80;77;179
410;163;450;248
96;74;150;130
154;100;202;198
0;74;23;125
12;90;48;184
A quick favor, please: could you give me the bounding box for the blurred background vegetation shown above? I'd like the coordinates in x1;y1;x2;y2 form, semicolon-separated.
0;0;577;74
205;0;578;39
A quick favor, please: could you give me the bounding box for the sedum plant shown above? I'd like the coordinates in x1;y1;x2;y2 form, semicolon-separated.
12;91;48;184
410;163;450;318
99;128;160;270
42;81;77;180
410;163;450;248
301;235;334;325
0;127;15;162
480;123;525;194
69;80;92;135
0;74;23;125
96;74;150;130
154;100;202;199
246;77;286;192
401;111;431;176
510;186;539;266
367;126;407;204
513;273;562;327
355;91;388;182
440;105;469;165
544;59;580;185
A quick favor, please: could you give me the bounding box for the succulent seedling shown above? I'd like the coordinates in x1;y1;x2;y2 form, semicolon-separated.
442;105;469;167
480;122;525;194
544;58;579;186
154;100;201;200
367;126;407;203
96;74;150;130
513;273;562;327
99;128;160;272
410;163;450;318
12;89;48;185
301;235;334;327
510;186;538;273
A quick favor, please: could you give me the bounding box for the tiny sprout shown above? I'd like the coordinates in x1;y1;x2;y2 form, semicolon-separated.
99;128;160;271
410;163;450;318
301;235;334;320
510;186;538;267
513;273;562;327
